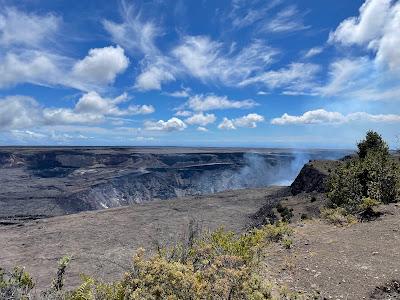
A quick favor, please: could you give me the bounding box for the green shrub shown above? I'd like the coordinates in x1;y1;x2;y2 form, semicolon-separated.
65;223;294;300
276;204;294;223
327;131;400;214
357;130;389;159
321;208;357;226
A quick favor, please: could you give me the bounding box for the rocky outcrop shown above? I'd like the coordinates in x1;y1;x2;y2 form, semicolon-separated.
290;160;342;195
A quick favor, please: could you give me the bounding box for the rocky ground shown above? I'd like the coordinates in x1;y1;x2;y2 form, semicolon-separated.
0;187;283;291
263;203;400;299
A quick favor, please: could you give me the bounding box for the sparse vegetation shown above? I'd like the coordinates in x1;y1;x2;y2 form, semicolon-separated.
321;207;358;226
326;131;400;218
276;203;294;223
0;222;304;300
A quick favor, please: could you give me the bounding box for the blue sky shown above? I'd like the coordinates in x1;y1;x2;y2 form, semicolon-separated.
0;0;399;148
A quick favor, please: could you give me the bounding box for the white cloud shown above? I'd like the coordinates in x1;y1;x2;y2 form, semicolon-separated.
240;63;320;94
172;36;277;86
10;130;47;140
72;46;129;86
103;3;176;91
0;92;154;130
186;94;258;111
197;126;208;132
317;58;370;96
185;112;216;126
166;88;191;98
233;113;265;128
74;91;154;116
0;46;130;91
103;3;159;56
218;113;264;130
304;47;323;58
43;108;105;125
271;109;400;125
134;64;175;91
175;110;192;117
0;7;60;48
262;5;309;33
329;0;391;46
329;0;400;72
144;117;187;131
0;96;42;130
0;51;63;88
44;91;154;125
218;118;236;130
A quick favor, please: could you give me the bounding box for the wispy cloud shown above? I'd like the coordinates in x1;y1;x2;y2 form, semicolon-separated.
240;63;320;95
261;5;310;33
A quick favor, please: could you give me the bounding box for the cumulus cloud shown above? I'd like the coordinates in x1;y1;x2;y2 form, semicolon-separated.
0;7;60;48
144;117;187;131
0;96;42;130
329;0;400;72
134;64;175;91
72;46;129;86
0;46;130;91
186;94;258;112
233;113;265;128
185;113;216;126
271;109;400;125
218;118;237;130
44;91;154;125
0;51;64;88
218;113;264;130
0;92;154;129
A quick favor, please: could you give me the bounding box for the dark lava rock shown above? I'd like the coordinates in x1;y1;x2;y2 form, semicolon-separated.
290;160;342;195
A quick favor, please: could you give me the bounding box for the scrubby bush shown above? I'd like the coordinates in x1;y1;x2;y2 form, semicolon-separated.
321;208;358;226
1;223;298;300
0;266;35;299
276;203;294;223
327;131;400;215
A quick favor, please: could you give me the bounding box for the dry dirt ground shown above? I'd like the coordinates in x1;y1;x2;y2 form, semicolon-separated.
264;203;400;299
0;187;281;291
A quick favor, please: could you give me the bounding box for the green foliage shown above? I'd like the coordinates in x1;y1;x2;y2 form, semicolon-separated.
357;130;389;159
276;203;294;223
327;131;400;214
321;208;358;226
64;224;292;300
0;266;35;299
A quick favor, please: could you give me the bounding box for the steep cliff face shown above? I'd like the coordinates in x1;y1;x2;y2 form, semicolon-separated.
0;147;348;218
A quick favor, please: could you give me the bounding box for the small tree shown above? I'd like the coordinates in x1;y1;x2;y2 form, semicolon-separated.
357;130;389;159
327;131;400;214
